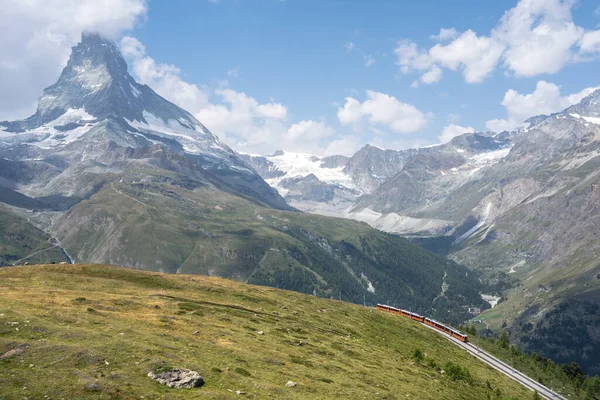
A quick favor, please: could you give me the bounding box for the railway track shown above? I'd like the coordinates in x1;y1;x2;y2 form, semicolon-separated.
423;323;567;400
377;304;567;400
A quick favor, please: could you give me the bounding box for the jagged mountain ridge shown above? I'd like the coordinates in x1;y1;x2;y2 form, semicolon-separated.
241;131;513;233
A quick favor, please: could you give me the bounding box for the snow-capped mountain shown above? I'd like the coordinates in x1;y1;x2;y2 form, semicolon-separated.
0;33;235;163
241;131;513;233
0;33;289;210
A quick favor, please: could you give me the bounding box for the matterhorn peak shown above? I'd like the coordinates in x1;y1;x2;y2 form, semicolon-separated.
0;32;235;164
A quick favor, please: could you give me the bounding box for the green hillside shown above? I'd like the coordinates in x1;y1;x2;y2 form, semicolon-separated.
44;164;489;324
0;264;532;399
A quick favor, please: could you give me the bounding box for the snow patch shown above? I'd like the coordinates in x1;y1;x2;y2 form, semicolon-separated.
126;111;231;158
265;151;357;191
360;272;376;294
130;83;142;98
481;294;501;308
569;113;600;125
455;202;493;244
73;60;111;92
2;108;96;148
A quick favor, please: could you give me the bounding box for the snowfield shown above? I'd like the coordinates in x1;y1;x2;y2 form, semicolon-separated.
264;151;358;191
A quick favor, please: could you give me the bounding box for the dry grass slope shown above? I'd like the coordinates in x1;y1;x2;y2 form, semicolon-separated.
0;264;531;399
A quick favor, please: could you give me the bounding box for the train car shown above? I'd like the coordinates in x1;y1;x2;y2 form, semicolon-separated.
410;312;425;323
424;317;468;343
376;304;468;342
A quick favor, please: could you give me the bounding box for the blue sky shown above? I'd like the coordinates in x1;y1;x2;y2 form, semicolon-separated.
2;0;600;155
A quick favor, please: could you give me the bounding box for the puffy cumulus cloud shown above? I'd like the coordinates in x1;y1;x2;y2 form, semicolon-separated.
121;36;338;155
395;0;599;85
337;90;431;134
579;30;600;55
429;31;505;83
0;0;147;120
438;124;475;144
394;40;433;73
485;81;599;132
493;0;583;77
287;120;334;141
419;65;443;84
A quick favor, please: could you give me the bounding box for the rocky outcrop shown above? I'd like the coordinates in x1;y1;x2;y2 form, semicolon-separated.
148;369;205;389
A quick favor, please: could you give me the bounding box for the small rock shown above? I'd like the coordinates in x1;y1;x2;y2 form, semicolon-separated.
84;383;103;392
285;381;297;388
235;390;246;395
0;344;28;359
193;330;200;335
148;369;204;389
257;331;264;335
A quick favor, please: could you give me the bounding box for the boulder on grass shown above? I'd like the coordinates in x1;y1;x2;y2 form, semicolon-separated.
148;369;204;389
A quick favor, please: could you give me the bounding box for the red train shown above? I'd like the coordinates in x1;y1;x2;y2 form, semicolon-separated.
376;304;468;342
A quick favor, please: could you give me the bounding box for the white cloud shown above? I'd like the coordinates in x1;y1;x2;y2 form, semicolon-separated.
395;0;599;84
363;55;376;67
420;65;443;84
430;28;458;41
288;120;335;141
337;90;430;134
485;81;599;131
579;30;600;55
0;0;147;120
429;30;504;83
493;0;583;77
344;41;355;52
394;40;432;73
438;124;475;144
323;135;363;156
121;36;341;155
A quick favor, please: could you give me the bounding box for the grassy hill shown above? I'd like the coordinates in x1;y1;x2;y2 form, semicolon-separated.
37;165;491;324
0;264;533;399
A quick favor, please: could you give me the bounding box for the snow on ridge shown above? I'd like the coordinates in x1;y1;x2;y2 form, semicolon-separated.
73;60;111;92
0;108;97;146
265;151;357;191
130;83;142;98
126;111;230;156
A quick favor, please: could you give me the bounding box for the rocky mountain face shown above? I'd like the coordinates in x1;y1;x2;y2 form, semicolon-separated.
244;91;600;374
242;132;512;234
0;33;490;323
